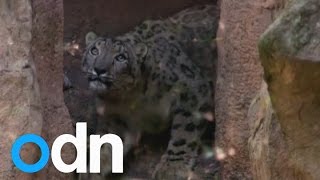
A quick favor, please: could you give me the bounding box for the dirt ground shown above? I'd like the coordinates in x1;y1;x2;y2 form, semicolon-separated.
63;0;218;179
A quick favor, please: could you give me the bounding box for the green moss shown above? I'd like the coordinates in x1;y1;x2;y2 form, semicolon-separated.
259;34;275;61
259;0;317;63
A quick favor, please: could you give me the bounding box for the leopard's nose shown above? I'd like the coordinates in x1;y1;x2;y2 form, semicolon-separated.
94;68;107;75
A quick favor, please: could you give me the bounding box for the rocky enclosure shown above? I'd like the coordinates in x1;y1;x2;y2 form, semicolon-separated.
0;0;319;179
0;1;40;179
0;0;74;179
257;0;320;179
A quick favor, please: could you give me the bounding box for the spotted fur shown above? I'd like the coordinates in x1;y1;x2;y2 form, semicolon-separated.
80;4;218;180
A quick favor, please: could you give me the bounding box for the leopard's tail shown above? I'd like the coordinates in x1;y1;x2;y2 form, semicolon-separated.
167;4;219;46
167;4;219;79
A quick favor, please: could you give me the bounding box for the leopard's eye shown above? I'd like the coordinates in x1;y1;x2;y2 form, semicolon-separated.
115;54;127;62
90;47;99;55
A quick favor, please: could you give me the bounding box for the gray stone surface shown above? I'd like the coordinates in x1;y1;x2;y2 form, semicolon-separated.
0;1;75;179
248;82;293;180
259;0;320;179
0;0;42;179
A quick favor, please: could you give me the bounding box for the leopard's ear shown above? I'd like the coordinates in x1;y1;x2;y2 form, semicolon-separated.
135;43;148;58
85;32;98;46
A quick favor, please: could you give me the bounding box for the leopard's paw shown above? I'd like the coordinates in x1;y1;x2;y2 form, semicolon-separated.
99;144;113;176
152;155;198;180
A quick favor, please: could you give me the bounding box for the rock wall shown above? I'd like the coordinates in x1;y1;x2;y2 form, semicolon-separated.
31;0;75;179
258;0;320;179
0;0;41;179
0;0;74;179
248;82;293;180
215;0;275;178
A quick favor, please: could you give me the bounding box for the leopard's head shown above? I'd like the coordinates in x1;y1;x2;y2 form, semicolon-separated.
82;32;148;93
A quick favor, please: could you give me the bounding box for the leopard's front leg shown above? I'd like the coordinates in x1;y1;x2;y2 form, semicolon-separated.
153;97;212;180
79;97;141;179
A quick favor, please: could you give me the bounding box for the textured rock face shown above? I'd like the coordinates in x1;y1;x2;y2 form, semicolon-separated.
0;0;41;179
0;1;75;179
31;1;75;179
215;0;274;179
248;82;294;180
259;0;320;179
